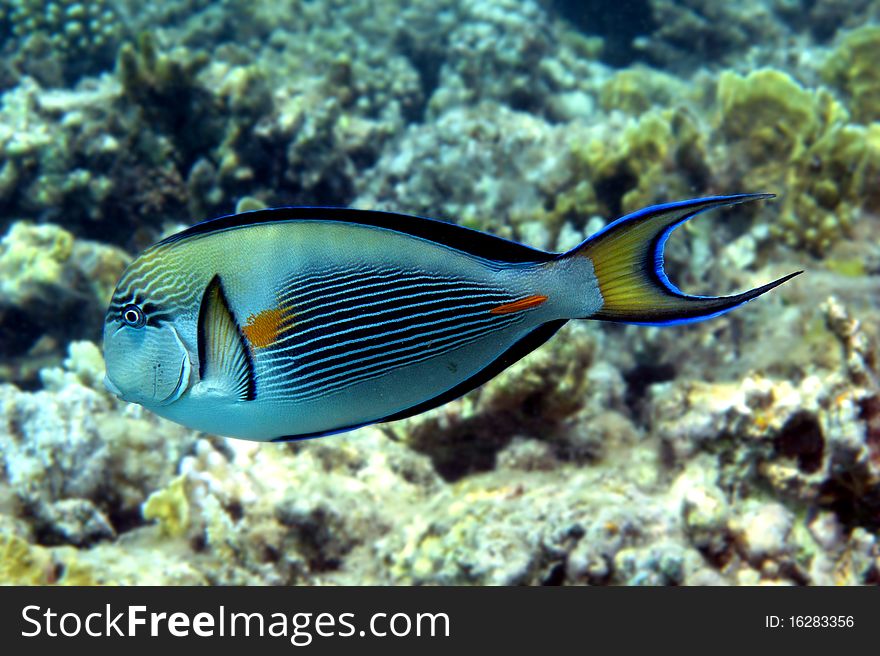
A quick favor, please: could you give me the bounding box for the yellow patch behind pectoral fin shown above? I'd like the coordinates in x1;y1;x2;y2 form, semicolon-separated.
197;275;256;401
243;303;295;349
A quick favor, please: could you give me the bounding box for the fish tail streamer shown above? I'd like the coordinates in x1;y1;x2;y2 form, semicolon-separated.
562;194;802;325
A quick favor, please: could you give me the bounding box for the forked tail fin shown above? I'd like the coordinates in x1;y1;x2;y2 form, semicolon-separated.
564;194;802;325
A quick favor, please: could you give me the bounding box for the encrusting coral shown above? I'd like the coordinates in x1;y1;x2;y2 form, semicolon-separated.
0;222;129;386
117;32;221;169
0;0;127;86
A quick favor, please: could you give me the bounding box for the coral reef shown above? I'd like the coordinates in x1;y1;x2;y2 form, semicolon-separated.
648;295;880;577
357;104;575;241
425;0;601;119
0;222;128;386
1;342;199;544
3;293;879;586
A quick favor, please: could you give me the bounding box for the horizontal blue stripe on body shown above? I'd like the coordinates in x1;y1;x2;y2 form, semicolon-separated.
274;268;486;320
288;282;500;331
256;265;523;400
265;288;510;358
259;297;513;384
266;269;510;352
261;308;521;390
261;313;522;401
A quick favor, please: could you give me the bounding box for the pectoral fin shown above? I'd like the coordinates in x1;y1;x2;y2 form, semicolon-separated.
197;275;256;401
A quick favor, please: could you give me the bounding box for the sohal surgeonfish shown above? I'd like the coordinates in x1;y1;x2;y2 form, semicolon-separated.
103;194;800;441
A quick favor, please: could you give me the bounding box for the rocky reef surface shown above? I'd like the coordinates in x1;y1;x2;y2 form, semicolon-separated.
1;0;879;585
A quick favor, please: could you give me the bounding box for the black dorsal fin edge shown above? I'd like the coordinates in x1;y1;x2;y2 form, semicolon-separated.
160;206;554;265
270;320;568;442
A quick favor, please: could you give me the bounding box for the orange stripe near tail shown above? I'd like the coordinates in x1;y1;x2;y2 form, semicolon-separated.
490;294;548;315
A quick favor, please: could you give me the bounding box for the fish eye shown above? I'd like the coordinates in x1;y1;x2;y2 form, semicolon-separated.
121;304;146;328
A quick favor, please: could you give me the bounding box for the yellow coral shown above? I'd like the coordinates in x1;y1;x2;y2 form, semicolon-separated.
0;534;52;585
0;534;98;585
718;69;819;176
718;68;876;255
599;67;684;115
143;475;190;538
559;107;710;223
862;124;880;211
822;25;880;124
0;222;74;302
773;121;876;255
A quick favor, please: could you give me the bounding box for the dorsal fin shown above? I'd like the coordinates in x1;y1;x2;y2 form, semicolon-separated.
159;206;554;264
197;275;256;401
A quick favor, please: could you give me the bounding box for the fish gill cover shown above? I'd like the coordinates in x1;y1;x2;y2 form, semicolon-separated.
0;0;878;585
